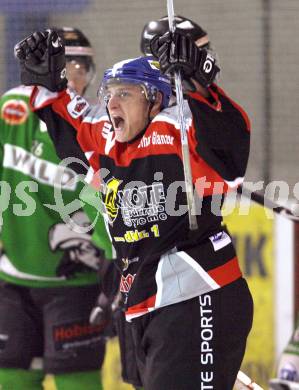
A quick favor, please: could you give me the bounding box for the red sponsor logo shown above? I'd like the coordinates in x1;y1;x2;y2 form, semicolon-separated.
73;100;87;114
1;99;28;125
53;321;104;342
120;273;136;293
67;96;89;118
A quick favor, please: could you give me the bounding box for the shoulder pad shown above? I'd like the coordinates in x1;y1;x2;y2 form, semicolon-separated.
152;99;192;129
2;85;33;98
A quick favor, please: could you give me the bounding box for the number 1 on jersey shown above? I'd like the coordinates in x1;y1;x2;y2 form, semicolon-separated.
151;224;160;237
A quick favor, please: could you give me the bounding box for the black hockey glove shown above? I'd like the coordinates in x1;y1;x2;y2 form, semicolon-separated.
89;261;122;338
89;291;115;337
150;31;220;90
89;291;123;338
14;29;67;92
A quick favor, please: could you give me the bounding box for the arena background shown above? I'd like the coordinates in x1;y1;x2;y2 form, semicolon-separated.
1;0;299;188
0;0;298;388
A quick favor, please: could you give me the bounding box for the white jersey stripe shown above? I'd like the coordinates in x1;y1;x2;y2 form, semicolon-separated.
177;251;220;289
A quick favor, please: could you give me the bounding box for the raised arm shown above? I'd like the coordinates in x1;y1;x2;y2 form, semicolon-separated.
150;28;250;186
188;85;250;187
14;30;93;174
14;29;67;92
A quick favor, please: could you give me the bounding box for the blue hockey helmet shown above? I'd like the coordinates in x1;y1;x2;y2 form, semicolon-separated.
99;56;172;109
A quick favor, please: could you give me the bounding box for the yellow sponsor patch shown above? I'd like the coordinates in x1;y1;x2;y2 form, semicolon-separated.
104;177;121;223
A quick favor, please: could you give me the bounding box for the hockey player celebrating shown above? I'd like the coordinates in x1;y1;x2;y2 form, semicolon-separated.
115;15;219;390
15;26;253;389
0;27;112;390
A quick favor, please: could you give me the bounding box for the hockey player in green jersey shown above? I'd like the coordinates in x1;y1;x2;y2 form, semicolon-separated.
0;27;112;390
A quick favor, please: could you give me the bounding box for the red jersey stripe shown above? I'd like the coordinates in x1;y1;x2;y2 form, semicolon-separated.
125;294;157;316
207;256;242;286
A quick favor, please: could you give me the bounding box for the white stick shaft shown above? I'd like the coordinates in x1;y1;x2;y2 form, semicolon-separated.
235;370;264;390
166;0;198;230
167;0;175;32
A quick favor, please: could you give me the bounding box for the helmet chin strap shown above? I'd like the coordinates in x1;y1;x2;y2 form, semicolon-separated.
130;101;154;143
105;106;115;132
147;101;155;124
133;101;154;141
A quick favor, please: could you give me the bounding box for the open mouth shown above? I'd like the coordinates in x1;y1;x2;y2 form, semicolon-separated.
112;116;125;131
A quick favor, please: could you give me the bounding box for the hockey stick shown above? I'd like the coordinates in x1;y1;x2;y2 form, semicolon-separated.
165;4;270;388
235;370;264;389
166;0;198;230
237;185;299;222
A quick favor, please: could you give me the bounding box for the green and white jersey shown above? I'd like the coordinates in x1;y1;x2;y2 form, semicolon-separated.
0;85;110;287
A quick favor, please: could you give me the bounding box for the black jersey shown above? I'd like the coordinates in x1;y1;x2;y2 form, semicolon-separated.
31;84;250;320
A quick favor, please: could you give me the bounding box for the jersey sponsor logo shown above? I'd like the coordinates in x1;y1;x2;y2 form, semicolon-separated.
199;294;214;388
115;229;149;243
3;143;77;190
138;131;174;149
121;256;139;271
1;99;28;125
208;231;231;252
67;95;89;119
120;273;136;293
114;224;160;244
102;177;168;228
120;183;167;228
53;320;104;351
104;177;121;224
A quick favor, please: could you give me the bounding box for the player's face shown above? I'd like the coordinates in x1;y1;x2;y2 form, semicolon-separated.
106;83;150;143
66;60;89;95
